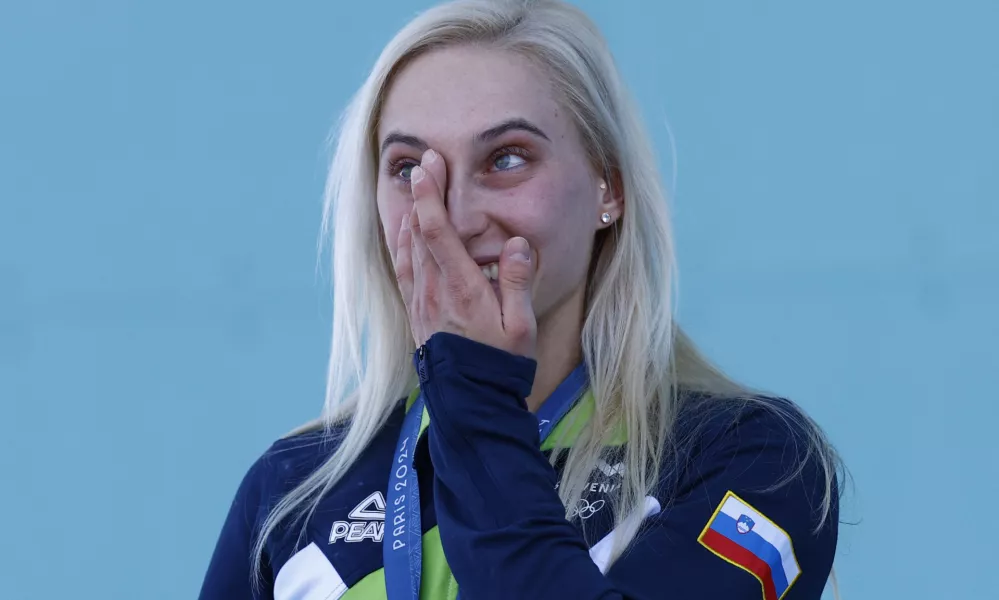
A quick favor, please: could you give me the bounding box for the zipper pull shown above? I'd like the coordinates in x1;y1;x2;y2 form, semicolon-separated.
417;345;429;383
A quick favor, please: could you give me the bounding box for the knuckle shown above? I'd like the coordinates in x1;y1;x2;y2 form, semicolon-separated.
503;269;531;287
394;265;409;285
508;317;536;340
506;321;528;339
421;222;443;243
394;255;410;276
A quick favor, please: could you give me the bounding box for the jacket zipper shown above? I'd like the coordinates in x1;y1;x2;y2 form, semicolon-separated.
417;344;429;383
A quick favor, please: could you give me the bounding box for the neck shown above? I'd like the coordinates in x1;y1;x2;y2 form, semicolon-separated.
525;286;586;413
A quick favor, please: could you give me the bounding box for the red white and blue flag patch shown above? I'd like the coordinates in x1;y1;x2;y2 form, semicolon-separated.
697;491;802;600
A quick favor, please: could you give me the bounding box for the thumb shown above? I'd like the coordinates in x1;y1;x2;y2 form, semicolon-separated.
498;236;537;340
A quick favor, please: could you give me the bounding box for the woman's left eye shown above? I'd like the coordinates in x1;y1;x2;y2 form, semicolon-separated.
492;152;527;171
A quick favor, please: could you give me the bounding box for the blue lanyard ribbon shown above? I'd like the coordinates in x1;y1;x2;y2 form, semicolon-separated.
534;362;588;443
384;361;588;600
384;393;426;600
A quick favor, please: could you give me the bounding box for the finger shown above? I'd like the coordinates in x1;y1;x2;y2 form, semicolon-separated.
422;148;447;200
498;236;537;352
394;213;414;312
410;150;476;282
409;201;433;275
410;204;440;344
409;205;425;345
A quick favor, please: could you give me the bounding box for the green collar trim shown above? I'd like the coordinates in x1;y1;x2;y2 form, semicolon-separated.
405;386;625;449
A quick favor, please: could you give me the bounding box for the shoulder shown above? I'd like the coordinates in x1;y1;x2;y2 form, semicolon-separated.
672;392;841;536
229;402;399;513
672;391;841;505
219;428;346;534
256;431;340;497
651;393;841;598
675;391;836;476
200;415;396;598
245;401;408;503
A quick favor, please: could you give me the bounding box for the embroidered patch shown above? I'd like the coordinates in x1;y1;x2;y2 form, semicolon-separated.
697;491;801;600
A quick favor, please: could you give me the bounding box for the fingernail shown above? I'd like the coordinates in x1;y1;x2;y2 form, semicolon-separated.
508;237;530;262
411;166;425;184
422;149;437;164
401;213;410;230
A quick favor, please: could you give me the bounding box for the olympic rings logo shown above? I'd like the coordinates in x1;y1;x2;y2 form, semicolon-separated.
569;498;606;520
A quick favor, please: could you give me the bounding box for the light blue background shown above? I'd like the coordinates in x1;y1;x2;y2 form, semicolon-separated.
1;1;996;598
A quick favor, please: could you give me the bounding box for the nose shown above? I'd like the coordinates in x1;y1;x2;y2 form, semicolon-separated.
444;180;488;245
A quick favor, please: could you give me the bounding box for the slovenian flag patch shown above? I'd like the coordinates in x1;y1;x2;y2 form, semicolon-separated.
697;491;801;600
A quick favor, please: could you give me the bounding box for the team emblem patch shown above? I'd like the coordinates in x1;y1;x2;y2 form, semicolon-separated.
697;491;801;600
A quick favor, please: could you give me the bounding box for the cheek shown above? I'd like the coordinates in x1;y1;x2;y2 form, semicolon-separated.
505;176;592;247
495;178;594;278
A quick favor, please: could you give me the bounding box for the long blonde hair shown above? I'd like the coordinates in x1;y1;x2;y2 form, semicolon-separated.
252;0;841;585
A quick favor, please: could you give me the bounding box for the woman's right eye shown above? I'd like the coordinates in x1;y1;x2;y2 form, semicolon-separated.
388;159;418;182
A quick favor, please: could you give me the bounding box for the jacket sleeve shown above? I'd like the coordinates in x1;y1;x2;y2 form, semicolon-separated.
417;332;838;600
199;451;273;600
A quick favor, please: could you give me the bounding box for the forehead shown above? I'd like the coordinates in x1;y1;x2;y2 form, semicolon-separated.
378;45;568;143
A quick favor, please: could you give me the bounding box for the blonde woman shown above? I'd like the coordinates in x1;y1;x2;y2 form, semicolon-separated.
200;1;841;598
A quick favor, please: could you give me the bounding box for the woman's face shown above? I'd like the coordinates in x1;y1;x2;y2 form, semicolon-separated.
376;45;618;322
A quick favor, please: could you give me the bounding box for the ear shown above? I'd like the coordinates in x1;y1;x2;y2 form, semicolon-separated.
596;169;624;228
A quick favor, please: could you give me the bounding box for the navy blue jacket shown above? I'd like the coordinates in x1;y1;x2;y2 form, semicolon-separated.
201;332;838;599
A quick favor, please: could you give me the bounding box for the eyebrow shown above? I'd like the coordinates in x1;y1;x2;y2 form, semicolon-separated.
379;133;428;157
476;117;551;144
379;117;551;156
